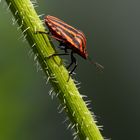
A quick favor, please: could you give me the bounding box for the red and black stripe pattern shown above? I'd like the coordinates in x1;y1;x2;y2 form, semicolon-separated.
45;15;88;59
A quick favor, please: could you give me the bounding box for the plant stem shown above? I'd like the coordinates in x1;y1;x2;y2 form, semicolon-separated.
4;0;104;139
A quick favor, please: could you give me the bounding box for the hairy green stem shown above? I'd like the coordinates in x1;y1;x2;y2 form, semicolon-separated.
4;0;104;139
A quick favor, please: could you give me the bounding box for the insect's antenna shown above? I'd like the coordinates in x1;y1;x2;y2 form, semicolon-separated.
87;56;104;72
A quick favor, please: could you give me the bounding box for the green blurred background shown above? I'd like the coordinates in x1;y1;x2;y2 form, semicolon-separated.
0;0;140;140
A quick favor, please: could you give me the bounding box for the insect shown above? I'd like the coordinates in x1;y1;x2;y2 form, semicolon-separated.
37;15;104;76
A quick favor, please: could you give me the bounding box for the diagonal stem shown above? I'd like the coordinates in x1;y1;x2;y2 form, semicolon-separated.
4;0;104;139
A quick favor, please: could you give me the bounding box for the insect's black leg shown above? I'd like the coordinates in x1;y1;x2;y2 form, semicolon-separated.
58;42;68;53
45;52;69;68
47;44;69;65
67;51;77;75
47;43;69;58
64;46;68;53
47;53;69;59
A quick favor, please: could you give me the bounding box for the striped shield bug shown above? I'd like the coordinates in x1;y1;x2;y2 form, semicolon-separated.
36;15;104;76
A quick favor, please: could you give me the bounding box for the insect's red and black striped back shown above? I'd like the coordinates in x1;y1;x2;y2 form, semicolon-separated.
45;15;88;59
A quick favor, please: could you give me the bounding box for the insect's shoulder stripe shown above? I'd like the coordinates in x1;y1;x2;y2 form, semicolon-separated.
48;16;79;35
49;20;78;40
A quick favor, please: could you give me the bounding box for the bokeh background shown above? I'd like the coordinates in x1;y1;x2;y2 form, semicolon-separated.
0;0;140;140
